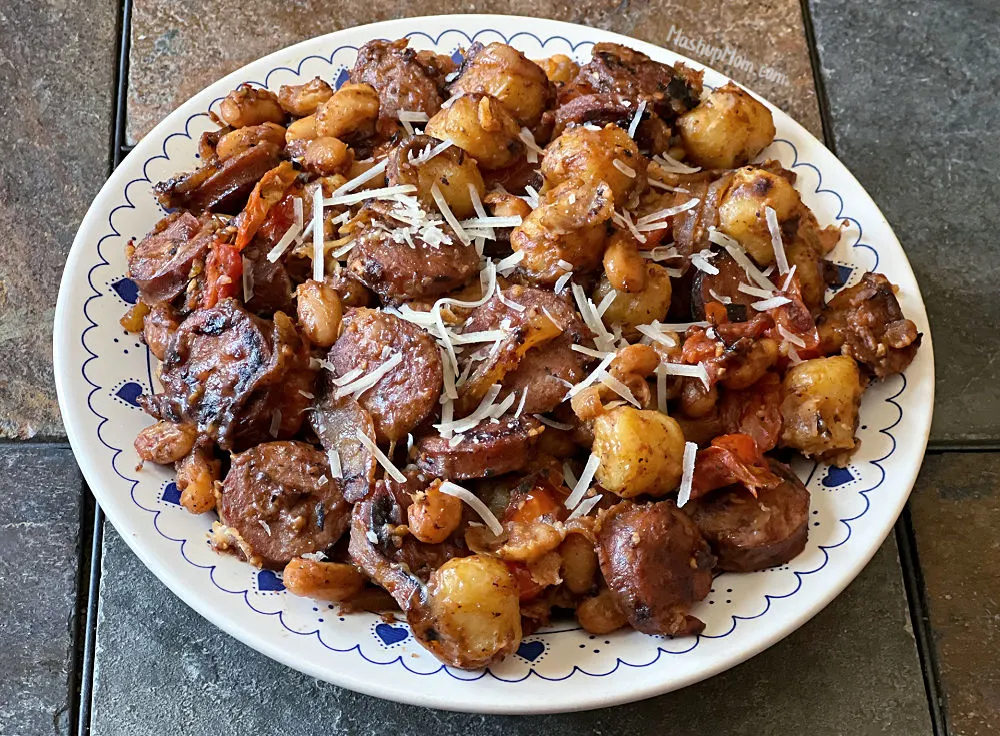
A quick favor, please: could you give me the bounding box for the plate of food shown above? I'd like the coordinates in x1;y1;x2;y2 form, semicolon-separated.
53;14;933;713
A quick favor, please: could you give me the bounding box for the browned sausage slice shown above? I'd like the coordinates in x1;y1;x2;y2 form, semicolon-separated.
685;460;810;572
241;240;296;316
326;308;442;443
596;500;715;636
462;286;591;415
347;218;479;304
691;249;756;321
415;416;544;480
128;212;216;305
350;39;449;128
309;392;378;503
217;441;350;569
563;43;702;123
143;299;308;450
154;142;283;213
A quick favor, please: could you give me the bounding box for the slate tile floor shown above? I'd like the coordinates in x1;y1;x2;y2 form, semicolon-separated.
1;0;997;733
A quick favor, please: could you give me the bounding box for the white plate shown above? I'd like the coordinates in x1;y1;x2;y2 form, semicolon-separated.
53;14;934;714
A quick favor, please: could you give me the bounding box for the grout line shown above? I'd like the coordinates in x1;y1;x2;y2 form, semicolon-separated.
896;508;950;735
75;0;133;734
797;0;838;154
799;1;948;732
74;502;104;736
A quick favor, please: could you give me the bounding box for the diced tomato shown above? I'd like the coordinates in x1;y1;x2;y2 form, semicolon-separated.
234;161;299;251
506;561;547;602
202;241;242;308
689;433;780;501
504;481;568;524
257;190;297;244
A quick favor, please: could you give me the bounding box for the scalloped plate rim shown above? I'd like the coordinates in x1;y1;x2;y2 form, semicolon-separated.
53;14;934;714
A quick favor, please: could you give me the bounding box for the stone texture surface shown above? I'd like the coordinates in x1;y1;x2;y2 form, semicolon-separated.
909;453;1000;736
808;0;1000;445
0;0;118;439
0;446;83;736
91;527;930;734
126;0;821;144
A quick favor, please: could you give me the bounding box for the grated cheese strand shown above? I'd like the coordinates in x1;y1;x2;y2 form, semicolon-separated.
355;429;407;484
566;493;603;521
765;205;790;275
324;184;417;207
334;353;402;399
431;183;470;245
438;481;504;536
677;441;698;507
312;186;325;282
329;159;388;198
564;454;601;510
627;99;646;138
327;448;343;479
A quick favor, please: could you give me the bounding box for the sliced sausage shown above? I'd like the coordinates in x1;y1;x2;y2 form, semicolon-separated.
154;142;283;213
218;441;351;569
326;308;442;443
309;391;377;503
691;249;756;321
462;286;592;415
143;299;308;450
817;272;921;378
563;43;702;123
596;500;715;636
685;460;810;572
128;212;217;305
347;218;479;304
350;39;448;129
241;240;295;316
415;416;544;480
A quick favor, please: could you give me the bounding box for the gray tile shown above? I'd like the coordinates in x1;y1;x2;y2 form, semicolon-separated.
808;0;1000;445
0;446;83;736
909;452;1000;736
126;0;821;144
91;525;930;734
0;0;118;439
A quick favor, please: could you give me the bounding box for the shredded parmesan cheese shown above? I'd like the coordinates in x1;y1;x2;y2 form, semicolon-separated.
572;344;613;359
430;183;470;244
613;159;636;178
627;99;646;138
659;361;711;390
636;199;701;226
355;429;407;483
655;364;668;413
778;324;807;348
708;288;732;304
652;152;701;174
599;374;641;407
312;186;325;282
752;295;792;311
327;448;343;479
532;414;574;431
334;353;402;399
566;493;603;521
519;127;543;163
324;184;417;207
765;205;789;275
439;481;504;535
738;282;774;299
565;454;601;510
329;159;388;198
677;441;697;507
266;220;302;262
